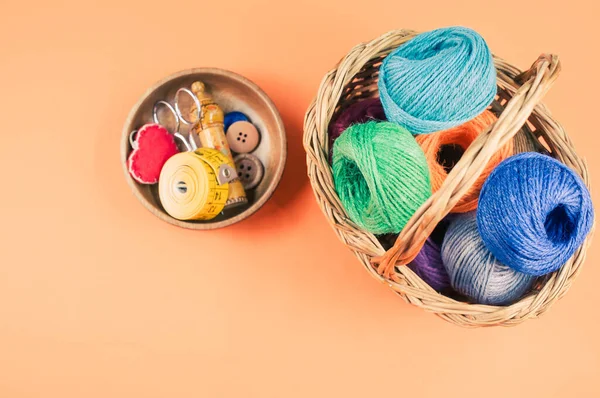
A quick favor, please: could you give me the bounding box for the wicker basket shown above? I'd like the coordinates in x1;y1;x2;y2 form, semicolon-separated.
303;29;594;327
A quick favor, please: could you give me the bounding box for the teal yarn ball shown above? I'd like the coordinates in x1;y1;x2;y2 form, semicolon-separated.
442;212;536;306
378;26;497;135
332;121;432;234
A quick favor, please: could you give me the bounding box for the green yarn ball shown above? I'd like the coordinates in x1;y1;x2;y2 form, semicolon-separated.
332;121;432;234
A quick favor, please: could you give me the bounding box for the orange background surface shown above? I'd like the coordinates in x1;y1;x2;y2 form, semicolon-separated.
1;0;599;396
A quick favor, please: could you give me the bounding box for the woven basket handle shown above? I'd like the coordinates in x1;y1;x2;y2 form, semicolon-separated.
373;54;562;279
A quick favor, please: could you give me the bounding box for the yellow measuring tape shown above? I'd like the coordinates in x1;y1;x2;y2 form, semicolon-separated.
158;148;236;221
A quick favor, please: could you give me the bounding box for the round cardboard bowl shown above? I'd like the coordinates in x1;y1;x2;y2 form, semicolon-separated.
121;68;287;229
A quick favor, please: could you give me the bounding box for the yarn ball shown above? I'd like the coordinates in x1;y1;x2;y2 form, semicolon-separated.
378;26;497;135
415;110;512;213
408;220;452;292
328;98;386;156
477;152;594;277
224;111;249;131
332;121;432;234
442;212;536;305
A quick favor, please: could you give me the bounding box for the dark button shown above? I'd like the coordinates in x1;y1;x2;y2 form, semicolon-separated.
234;153;264;190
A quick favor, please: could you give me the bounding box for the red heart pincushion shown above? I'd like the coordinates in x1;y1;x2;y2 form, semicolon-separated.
127;123;179;184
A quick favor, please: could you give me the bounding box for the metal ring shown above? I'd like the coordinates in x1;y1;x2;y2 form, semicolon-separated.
153;100;181;134
174;88;201;126
129;130;138;149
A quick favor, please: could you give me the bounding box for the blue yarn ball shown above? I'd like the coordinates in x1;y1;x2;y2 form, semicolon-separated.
477;153;594;277
442;212;536;305
224;111;249;131
378;26;497;135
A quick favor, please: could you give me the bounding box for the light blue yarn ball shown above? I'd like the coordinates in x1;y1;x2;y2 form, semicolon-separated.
442;212;536;306
477;152;594;277
378;26;497;135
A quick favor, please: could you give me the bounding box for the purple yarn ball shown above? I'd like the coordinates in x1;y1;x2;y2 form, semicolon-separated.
328;98;386;159
378;221;452;293
408;221;452;293
409;239;451;293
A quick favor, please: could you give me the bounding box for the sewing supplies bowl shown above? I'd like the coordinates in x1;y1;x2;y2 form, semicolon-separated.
303;29;593;327
122;68;286;229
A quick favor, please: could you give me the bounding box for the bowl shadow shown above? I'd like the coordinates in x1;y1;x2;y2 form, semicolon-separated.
93;70;310;233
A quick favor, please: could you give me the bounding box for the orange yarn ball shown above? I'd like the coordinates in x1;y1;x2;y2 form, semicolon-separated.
415;110;513;213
